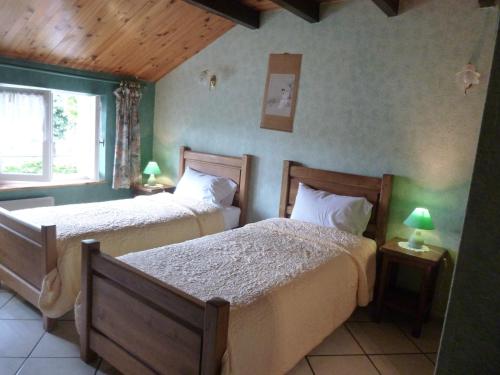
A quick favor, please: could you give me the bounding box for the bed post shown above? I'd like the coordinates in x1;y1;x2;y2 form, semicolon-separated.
279;160;292;218
238;154;252;226
41;225;57;332
201;298;230;375
80;240;99;363
179;145;189;181
376;174;393;248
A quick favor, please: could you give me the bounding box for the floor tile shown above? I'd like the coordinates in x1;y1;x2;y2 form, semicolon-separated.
347;323;419;354
309;325;363;355
0;358;25;375
348;307;373;322
31;321;80;357
370;354;435;375
0;296;41;320
17;358;96;375
96;360;122;375
382;311;407;324
0;320;45;357
0;292;14;309
397;320;443;353
286;359;313;375
425;352;437;364
308;355;379;375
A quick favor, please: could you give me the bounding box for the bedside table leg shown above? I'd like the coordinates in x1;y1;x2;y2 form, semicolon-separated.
412;265;433;338
374;256;390;322
424;266;439;323
411;323;422;338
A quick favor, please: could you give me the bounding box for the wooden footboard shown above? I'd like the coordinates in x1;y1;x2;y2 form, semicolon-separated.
81;240;230;375
0;207;57;330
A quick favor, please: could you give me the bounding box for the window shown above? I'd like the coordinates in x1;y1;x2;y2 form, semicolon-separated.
0;84;100;182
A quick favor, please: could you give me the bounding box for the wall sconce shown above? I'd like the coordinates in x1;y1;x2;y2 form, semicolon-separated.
456;64;480;95
199;70;217;91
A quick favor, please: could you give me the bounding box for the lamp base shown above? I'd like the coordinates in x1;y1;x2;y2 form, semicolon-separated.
146;173;157;187
398;241;430;252
144;174;162;189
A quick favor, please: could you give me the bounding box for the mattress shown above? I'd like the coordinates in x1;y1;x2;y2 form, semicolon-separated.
11;193;225;318
221;205;241;229
118;218;377;374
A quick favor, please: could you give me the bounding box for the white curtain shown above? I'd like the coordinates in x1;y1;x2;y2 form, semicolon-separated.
0;89;47;174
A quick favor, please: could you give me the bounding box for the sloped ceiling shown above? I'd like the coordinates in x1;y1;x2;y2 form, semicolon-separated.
0;0;328;82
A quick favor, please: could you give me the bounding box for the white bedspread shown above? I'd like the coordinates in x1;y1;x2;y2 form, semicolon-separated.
11;193;224;318
119;218;376;374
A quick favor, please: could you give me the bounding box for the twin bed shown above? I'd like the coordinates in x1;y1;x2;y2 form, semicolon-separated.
0;150;393;374
77;161;393;375
0;147;251;330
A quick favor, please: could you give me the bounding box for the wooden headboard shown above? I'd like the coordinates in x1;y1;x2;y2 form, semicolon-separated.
179;146;252;226
279;161;393;247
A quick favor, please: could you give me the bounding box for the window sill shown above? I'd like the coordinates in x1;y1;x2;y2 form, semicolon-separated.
0;179;106;192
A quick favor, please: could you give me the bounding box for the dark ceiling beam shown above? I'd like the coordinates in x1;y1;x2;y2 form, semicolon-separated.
183;0;260;29
479;0;496;7
371;0;399;17
269;0;320;23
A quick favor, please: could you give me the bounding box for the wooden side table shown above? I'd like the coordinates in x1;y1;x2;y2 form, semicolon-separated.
132;185;175;196
164;185;175;193
375;237;447;337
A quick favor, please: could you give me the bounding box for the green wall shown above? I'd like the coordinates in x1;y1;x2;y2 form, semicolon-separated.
153;0;498;315
437;23;500;374
0;56;155;204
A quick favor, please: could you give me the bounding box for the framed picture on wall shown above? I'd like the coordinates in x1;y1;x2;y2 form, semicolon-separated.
260;53;302;132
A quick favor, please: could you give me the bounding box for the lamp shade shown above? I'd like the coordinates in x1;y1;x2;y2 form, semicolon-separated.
143;161;161;175
403;208;435;230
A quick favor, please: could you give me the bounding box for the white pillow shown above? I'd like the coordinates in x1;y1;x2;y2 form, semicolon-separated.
290;183;373;236
174;167;237;206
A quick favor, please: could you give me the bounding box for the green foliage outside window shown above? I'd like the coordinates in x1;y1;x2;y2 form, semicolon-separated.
53;94;78;140
3;161;77;174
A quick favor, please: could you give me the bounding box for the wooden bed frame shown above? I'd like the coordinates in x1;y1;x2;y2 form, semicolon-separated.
280;160;393;247
178;146;251;227
80;240;229;375
0;146;251;331
79;162;392;375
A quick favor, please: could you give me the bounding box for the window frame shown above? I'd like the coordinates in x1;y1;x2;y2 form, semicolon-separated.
0;84;101;183
93;97;101;181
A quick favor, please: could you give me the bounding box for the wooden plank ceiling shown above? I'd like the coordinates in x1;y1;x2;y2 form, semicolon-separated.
0;0;234;81
0;0;332;82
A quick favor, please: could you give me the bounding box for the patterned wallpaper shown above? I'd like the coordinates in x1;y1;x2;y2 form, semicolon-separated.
154;0;498;314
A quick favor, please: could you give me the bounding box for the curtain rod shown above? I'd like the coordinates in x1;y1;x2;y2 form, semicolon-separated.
0;62;124;85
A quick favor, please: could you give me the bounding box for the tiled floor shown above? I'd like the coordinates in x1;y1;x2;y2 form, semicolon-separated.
0;284;441;375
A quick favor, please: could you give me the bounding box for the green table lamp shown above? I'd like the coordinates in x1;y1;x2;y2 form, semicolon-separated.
143;161;161;187
398;207;435;252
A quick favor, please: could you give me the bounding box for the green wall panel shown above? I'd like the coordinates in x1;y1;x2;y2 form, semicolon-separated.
0;56;155;204
437;22;500;374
